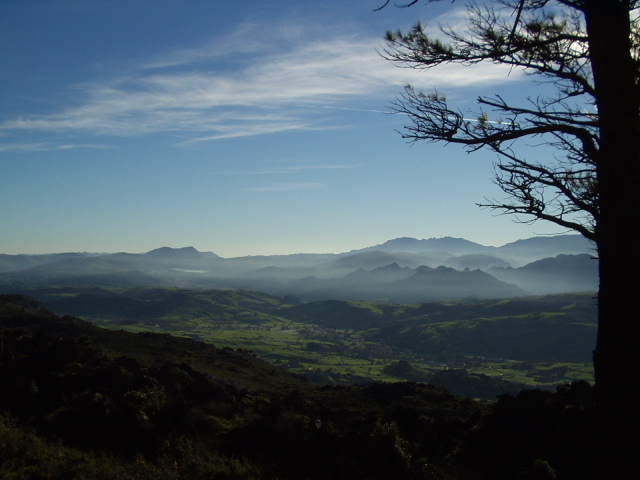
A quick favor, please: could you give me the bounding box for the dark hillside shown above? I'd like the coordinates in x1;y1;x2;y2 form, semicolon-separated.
282;299;386;330
368;294;597;363
0;294;596;479
0;294;301;394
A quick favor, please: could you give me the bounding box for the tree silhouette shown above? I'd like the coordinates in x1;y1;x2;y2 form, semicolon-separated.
380;1;640;477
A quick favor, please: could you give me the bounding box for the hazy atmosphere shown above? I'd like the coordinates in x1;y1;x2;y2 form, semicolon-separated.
3;1;636;477
1;0;564;256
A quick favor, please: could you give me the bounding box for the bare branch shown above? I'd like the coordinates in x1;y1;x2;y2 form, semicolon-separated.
373;0;392;12
381;1;608;238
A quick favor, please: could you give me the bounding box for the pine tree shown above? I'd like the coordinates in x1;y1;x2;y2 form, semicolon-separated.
381;1;640;477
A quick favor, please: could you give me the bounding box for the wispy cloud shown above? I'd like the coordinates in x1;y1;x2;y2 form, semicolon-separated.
0;18;521;147
246;182;323;192
0;142;114;153
235;164;359;175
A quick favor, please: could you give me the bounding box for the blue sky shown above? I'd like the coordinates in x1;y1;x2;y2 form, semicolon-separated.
1;0;565;257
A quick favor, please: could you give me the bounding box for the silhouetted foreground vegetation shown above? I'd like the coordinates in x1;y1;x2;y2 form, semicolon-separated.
1;294;596;479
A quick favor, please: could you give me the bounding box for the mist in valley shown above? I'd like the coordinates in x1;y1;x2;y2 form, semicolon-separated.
0;234;597;303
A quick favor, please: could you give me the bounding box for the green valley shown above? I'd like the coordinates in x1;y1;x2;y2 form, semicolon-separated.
5;285;596;400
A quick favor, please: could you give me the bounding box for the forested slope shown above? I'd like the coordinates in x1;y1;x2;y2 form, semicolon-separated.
0;294;596;479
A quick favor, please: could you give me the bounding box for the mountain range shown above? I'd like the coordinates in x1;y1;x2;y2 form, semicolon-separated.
0;235;597;303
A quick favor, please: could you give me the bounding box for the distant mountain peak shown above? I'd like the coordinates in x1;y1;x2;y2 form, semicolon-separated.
379;262;403;271
359;236;488;255
145;246;218;259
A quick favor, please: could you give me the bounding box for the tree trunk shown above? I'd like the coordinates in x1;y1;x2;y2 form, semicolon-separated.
585;1;640;477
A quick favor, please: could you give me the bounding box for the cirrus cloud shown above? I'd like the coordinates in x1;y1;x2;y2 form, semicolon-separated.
0;19;522;147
